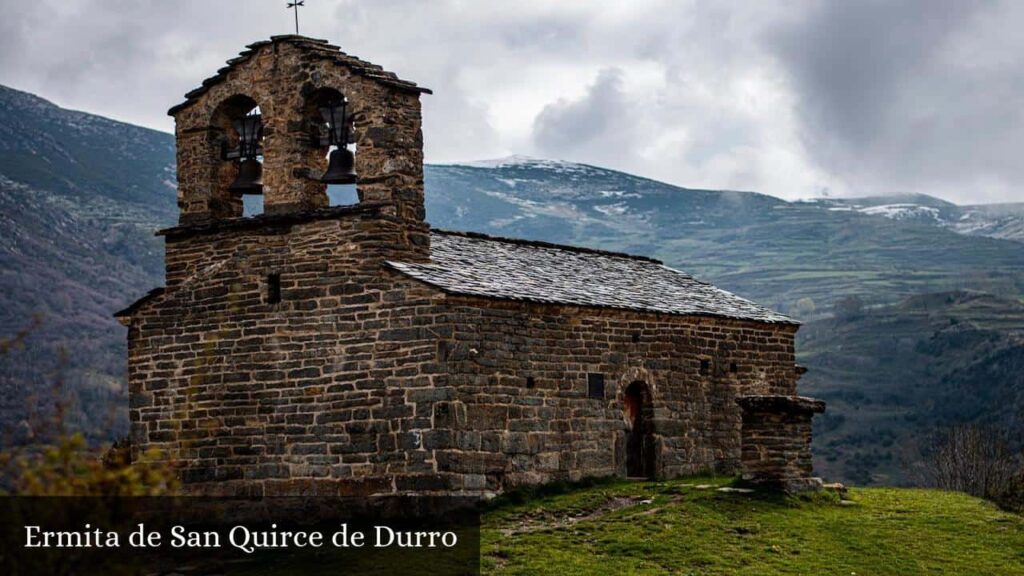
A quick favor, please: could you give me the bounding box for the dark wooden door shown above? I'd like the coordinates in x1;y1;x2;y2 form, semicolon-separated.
625;381;654;478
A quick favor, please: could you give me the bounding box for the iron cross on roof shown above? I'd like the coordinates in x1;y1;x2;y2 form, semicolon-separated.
287;1;305;35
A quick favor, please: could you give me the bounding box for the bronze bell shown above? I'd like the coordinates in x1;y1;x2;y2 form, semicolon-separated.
229;158;263;194
321;147;357;185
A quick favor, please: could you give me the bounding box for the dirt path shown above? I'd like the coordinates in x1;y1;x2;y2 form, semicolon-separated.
499;495;656;536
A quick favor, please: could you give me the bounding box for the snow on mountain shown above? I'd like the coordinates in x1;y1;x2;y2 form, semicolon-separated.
457;155;599;174
801;194;1024;242
858;204;941;221
951;204;1024;241
446;159;1024;244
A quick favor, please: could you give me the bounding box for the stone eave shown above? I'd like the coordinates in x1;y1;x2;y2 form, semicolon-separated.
167;35;432;117
156;202;389;240
736;395;826;414
113;287;166;322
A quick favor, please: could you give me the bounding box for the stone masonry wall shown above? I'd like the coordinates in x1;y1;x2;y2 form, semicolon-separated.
736;395;825;492
127;211;450;496
126;211;801;496
172;38;426;225
435;297;800;492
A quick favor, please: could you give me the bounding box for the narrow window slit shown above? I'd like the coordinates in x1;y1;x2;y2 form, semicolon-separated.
267;273;282;304
587;373;605;399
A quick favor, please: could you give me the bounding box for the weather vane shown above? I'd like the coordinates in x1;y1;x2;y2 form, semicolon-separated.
287;1;305;35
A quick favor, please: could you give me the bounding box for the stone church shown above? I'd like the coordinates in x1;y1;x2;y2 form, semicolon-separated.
117;36;824;497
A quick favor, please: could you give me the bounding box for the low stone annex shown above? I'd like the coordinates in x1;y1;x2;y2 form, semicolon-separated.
116;35;824;497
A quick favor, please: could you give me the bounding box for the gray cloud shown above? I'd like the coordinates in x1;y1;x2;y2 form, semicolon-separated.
0;0;1021;204
533;68;629;161
770;0;1024;202
773;0;979;150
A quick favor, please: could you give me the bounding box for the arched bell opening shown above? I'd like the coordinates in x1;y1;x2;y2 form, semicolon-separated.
209;94;264;218
304;87;357;207
624;381;656;479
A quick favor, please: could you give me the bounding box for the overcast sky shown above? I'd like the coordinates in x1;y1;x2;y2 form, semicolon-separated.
1;0;1022;204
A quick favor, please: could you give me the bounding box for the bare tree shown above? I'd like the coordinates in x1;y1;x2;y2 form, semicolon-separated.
920;424;1021;508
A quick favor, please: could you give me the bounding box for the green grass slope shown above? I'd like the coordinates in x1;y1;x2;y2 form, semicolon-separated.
482;477;1024;575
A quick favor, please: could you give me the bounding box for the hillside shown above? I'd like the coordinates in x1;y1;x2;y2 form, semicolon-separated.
799;290;1024;485
2;84;1024;487
213;477;1024;575
427;158;1024;316
50;477;1020;575
478;477;1024;575
814;194;1024;243
0;86;174;441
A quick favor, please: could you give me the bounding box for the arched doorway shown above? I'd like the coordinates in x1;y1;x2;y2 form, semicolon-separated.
624;381;655;479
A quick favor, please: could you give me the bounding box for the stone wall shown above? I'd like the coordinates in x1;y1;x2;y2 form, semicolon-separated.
124;210;803;496
436;298;801;492
126;210;448;496
736;395;825;492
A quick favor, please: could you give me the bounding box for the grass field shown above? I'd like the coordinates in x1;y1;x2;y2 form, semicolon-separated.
481;477;1024;575
20;478;1020;575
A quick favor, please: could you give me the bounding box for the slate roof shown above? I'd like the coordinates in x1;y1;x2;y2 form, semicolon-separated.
388;230;796;324
113;287;165;319
168;35;431;116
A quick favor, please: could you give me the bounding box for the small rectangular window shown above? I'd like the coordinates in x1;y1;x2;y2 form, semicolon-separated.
587;373;605;399
730;362;738;373
266;273;281;304
699;359;710;376
526;376;536;389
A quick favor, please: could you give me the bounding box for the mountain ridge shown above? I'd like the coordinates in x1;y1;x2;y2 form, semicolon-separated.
2;84;1023;487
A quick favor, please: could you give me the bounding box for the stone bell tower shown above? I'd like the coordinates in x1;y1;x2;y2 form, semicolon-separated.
117;37;438;495
168;35;431;226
